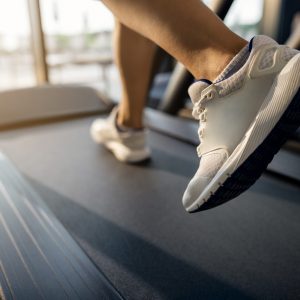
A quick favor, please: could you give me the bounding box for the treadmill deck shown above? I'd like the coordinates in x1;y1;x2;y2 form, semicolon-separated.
0;115;299;300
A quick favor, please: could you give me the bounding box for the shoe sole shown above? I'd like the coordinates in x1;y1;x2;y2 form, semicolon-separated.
91;128;151;163
105;141;151;163
187;53;300;212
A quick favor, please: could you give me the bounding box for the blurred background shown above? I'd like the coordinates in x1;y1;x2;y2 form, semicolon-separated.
0;0;114;92
0;0;267;100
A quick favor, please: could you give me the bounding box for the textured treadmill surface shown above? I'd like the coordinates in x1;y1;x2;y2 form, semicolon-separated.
0;153;123;300
0;116;300;300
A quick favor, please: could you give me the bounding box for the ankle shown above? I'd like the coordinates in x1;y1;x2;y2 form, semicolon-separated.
117;113;143;130
190;40;248;81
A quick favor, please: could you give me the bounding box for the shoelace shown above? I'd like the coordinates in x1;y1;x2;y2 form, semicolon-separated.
192;88;217;157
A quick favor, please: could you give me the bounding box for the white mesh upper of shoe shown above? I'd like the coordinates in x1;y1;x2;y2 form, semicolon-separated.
183;36;300;210
197;149;228;178
182;148;228;208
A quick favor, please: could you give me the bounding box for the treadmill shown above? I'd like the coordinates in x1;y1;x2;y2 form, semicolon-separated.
0;0;300;299
0;87;300;300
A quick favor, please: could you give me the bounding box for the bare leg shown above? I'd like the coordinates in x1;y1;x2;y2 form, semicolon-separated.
114;20;157;129
102;0;247;80
95;0;300;211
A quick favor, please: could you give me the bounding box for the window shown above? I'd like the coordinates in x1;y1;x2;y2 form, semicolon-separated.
0;0;35;91
40;0;118;97
224;0;264;39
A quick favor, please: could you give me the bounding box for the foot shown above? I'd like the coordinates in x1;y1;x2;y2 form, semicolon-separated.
90;107;151;163
183;35;300;212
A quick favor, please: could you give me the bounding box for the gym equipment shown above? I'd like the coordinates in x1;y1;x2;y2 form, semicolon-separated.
0;0;299;298
0;152;123;299
0;85;111;129
0;109;300;299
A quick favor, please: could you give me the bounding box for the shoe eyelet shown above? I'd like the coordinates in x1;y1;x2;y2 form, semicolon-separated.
200;112;206;122
199;128;204;138
204;92;213;100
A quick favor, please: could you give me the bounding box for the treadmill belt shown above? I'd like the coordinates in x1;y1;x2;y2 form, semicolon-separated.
0;153;123;300
0;115;300;300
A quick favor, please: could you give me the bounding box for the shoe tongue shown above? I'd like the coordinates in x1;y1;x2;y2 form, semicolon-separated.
188;79;211;104
213;35;278;83
188;36;277;104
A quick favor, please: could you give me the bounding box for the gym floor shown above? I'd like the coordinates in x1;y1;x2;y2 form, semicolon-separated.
0;115;299;299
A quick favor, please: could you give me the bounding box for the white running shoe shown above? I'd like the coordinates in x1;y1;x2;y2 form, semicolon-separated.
90;107;151;163
183;35;300;212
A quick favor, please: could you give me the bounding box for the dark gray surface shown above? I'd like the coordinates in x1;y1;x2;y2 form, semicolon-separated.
0;116;300;300
0;153;123;300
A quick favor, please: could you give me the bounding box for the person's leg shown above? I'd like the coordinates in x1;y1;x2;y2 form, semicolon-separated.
114;20;157;129
91;20;157;162
98;0;300;210
102;0;247;81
